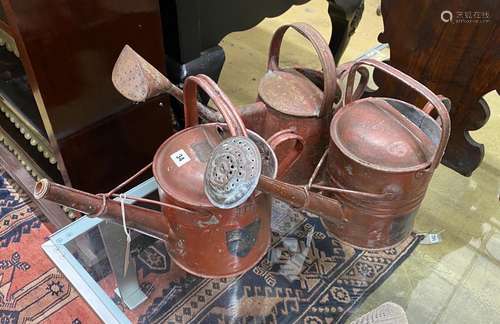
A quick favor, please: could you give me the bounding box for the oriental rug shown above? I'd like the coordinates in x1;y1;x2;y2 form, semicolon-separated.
95;201;422;324
0;168;100;323
0;164;422;323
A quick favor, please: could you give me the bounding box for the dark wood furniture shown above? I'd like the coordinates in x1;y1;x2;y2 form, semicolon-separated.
0;142;69;230
0;0;174;193
374;0;499;176
162;0;364;124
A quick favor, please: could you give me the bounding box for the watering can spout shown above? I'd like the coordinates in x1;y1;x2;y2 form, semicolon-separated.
204;136;347;226
257;176;346;224
34;179;174;240
112;45;223;123
112;44;174;102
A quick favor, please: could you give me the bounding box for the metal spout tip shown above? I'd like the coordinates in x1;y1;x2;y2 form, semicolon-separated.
112;44;173;103
34;179;50;200
112;44;149;102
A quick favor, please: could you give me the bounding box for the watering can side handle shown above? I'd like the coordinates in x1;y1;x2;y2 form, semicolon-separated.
183;75;248;137
266;129;305;179
267;22;336;116
345;59;451;171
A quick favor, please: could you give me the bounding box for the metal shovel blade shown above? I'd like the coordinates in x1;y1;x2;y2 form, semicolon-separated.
112;45;173;102
204;137;262;209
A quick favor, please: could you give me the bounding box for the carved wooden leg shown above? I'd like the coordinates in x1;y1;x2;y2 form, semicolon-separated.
327;0;365;63
442;97;491;176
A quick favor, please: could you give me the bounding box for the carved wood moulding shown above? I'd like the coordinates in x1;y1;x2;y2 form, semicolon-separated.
375;0;499;176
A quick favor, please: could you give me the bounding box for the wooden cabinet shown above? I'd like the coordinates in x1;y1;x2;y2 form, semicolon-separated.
0;0;174;193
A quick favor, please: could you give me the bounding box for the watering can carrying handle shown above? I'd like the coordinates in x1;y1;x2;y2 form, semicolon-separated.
344;59;451;171
336;62;370;104
266;129;305;179
267;22;337;116
183;74;248;137
423;95;451;127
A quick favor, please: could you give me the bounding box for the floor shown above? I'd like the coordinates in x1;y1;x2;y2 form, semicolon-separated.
216;0;500;323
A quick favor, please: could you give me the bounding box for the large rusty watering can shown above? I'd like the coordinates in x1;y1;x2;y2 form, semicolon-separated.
204;59;451;249
111;22;338;185
34;75;303;278
233;22;337;184
321;59;451;248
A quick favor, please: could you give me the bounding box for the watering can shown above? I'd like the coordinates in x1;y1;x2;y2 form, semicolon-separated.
204;59;451;249
34;75;303;278
111;23;358;185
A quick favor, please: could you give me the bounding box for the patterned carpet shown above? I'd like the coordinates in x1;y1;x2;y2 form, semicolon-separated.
0;166;421;323
94;201;422;324
0;169;100;323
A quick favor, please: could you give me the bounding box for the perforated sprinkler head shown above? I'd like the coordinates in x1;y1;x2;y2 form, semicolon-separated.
204;137;262;209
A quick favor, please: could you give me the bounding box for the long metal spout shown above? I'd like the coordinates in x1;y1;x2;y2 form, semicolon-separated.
112;45;222;122
34;179;174;240
257;176;345;224
112;45;334;129
204;136;346;224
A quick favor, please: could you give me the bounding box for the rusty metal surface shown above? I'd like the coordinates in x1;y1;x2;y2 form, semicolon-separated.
331;98;434;171
266;129;305;179
112;45;223;122
206;59;450;250
264;23;337;117
36;47;452;284
152;75;249;209
239;22;337;184
35;75;275;278
112;45;172;102
344;59;451;170
148;75;273;278
320;59;451;248
33;179;171;240
241;104;330;185
111;23;338;185
258;70;324;117
149;75;304;277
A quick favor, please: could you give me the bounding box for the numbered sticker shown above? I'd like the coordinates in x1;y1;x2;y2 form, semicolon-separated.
170;149;191;167
420;232;442;245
